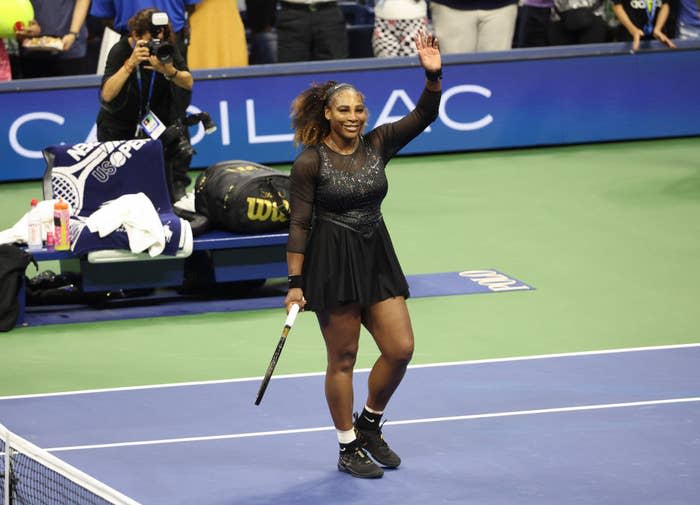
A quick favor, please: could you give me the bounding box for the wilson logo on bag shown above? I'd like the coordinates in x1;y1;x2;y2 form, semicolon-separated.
246;197;289;223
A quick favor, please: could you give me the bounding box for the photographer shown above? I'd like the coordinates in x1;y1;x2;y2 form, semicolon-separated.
96;8;194;200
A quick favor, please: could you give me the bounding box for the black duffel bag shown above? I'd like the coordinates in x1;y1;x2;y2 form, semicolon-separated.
0;245;37;332
194;160;290;234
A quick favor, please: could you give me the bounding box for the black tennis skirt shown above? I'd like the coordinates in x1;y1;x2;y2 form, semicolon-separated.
301;218;410;312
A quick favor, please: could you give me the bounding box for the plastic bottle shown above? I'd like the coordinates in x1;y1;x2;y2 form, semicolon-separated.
41;207;54;246
27;198;43;250
54;199;71;251
45;230;55;251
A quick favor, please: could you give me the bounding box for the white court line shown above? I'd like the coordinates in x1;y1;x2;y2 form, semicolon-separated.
1;342;699;401
46;396;700;453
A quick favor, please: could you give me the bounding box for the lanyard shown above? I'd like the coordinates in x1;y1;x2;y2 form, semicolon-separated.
135;65;157;118
644;0;658;36
134;65;157;137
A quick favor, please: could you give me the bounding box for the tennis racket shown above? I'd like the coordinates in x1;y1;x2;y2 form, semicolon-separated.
254;303;301;406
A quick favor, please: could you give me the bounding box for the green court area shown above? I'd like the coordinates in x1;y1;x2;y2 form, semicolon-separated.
1;137;698;396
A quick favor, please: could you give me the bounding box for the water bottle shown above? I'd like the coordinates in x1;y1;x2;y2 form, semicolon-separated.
27;198;43;250
54;199;71;251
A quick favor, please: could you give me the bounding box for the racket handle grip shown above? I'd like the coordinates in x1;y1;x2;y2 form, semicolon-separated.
285;303;300;328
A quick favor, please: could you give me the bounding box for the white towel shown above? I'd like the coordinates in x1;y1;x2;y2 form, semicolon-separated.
86;193;167;256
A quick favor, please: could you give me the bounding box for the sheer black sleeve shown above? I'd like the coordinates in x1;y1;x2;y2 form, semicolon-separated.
369;87;441;162
286;148;320;254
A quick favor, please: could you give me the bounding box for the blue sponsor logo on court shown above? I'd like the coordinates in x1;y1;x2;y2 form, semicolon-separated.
407;270;533;298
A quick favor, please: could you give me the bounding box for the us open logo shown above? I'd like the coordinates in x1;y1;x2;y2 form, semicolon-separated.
459;270;532;292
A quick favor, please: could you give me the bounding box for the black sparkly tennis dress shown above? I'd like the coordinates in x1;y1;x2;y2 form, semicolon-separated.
287;87;441;312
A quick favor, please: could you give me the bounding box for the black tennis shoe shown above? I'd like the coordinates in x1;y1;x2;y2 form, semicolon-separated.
354;413;401;468
337;445;384;479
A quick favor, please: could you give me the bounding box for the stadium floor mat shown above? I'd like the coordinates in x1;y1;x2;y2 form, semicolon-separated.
22;269;534;326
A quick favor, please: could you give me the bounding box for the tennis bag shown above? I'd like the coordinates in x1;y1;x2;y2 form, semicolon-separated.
0;245;37;332
194;160;290;234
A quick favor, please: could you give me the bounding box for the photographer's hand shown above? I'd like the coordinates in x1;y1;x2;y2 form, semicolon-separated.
146;56;168;74
125;40;151;72
148;59;193;91
101;39;150;103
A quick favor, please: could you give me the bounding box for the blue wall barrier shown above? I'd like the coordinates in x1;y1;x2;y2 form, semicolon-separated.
1;40;699;182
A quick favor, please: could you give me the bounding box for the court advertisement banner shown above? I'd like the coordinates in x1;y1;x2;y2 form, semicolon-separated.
1;44;699;182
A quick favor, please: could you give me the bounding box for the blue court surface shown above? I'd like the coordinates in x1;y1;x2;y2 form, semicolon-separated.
1;344;698;505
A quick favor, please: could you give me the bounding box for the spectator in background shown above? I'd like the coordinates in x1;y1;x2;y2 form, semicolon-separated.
188;0;248;69
429;0;518;53
677;0;700;38
612;0;676;50
90;0;201;63
92;0;201;198
97;8;194;200
548;0;609;46
372;0;430;57
515;0;553;47
0;40;12;81
16;0;90;78
276;0;348;62
246;0;277;64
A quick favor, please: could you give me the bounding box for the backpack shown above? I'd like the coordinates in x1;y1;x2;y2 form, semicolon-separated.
0;245;37;331
194;160;290;234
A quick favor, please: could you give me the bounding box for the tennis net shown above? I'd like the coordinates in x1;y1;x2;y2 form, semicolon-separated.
0;423;140;505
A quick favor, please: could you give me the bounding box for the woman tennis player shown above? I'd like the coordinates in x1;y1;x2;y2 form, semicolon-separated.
283;31;442;478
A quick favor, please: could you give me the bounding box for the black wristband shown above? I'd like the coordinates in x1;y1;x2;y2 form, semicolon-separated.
425;69;443;82
288;275;303;289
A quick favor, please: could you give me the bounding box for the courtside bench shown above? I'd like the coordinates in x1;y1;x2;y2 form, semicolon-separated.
17;229;288;326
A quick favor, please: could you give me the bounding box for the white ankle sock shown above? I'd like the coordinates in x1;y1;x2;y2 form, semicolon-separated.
337;428;356;445
364;404;384;415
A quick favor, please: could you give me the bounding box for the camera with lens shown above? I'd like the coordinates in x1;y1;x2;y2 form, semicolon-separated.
160;112;217;162
160;112;217;201
145;38;174;64
146;11;174;64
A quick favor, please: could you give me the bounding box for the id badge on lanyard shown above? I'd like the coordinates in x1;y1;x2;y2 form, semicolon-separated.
140;110;166;139
134;66;165;139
